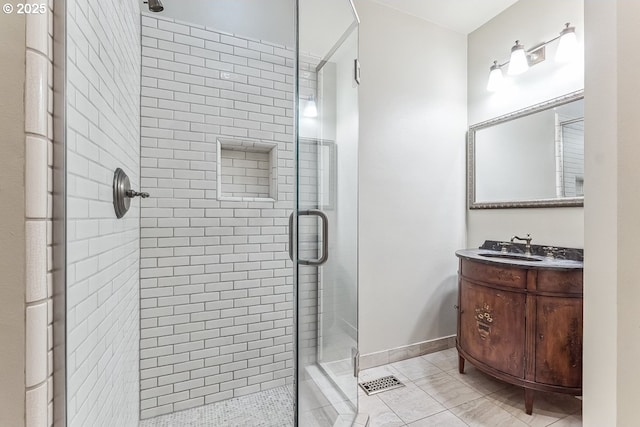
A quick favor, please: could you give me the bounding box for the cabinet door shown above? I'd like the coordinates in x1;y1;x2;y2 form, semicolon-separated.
535;296;582;388
459;280;526;378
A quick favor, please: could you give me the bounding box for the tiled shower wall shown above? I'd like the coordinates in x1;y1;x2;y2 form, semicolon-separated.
65;0;141;426
139;15;296;418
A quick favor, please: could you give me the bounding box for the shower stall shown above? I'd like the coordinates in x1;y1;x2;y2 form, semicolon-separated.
55;0;361;425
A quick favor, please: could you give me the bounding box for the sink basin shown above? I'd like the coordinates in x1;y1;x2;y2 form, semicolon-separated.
479;253;543;262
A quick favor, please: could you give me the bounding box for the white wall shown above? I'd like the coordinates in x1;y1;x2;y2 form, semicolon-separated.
65;1;141;426
467;0;584;249
332;32;359;340
316;30;359;377
299;0;358;61
614;2;640;423
583;1;640;425
356;0;467;355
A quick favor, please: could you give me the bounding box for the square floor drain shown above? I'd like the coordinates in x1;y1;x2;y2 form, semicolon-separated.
359;375;405;396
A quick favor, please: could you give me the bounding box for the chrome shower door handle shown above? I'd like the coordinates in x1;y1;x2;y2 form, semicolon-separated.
288;209;329;266
289;212;294;262
300;209;329;266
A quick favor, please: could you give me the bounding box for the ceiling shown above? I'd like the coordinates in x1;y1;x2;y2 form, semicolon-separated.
369;0;520;34
141;0;521;49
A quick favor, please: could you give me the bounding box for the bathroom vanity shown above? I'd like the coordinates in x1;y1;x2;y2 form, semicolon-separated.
455;241;583;415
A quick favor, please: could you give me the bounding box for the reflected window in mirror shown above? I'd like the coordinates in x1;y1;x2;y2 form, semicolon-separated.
558;111;584;198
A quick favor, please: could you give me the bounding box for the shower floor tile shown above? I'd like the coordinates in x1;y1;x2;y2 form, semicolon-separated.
139;386;294;427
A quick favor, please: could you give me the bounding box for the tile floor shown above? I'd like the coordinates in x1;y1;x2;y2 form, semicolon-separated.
139;348;581;426
359;348;582;427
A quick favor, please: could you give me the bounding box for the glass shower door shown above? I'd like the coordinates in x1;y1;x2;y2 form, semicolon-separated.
296;0;360;425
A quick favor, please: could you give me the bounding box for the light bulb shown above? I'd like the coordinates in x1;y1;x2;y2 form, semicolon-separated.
508;41;529;76
486;61;504;92
302;96;318;118
556;23;577;63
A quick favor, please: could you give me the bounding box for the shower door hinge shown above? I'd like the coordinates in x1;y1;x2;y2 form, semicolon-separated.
354;59;361;85
353;348;360;378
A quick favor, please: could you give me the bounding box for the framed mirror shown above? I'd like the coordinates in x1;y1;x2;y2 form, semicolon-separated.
468;91;584;209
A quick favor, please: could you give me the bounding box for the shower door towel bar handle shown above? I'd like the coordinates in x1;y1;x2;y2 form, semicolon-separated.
289;212;294;262
288;209;329;266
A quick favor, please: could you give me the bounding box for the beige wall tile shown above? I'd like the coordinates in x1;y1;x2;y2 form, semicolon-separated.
26;11;48;55
25;136;48;218
25;50;48;136
26;302;48;387
26;220;48;302
26;382;47;427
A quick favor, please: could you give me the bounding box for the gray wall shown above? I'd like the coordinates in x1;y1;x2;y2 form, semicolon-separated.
65;0;141;425
0;10;26;427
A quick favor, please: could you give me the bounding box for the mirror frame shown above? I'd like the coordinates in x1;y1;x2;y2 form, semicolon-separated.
467;90;585;209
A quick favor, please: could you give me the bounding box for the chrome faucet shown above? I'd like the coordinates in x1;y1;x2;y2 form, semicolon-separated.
510;234;533;256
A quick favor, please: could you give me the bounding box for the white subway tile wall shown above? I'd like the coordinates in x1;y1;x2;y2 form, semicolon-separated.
65;0;141;426
139;14;298;418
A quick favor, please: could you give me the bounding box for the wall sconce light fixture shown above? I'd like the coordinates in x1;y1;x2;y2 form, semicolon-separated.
486;23;579;92
486;61;504;92
302;95;318;118
507;41;529;75
556;23;577;63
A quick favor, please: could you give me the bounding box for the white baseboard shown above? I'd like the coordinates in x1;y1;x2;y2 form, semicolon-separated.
359;335;456;370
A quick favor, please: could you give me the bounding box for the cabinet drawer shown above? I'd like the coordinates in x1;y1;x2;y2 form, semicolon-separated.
461;259;526;289
536;270;583;294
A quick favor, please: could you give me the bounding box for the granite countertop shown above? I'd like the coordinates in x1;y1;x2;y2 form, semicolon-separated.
455;249;583;270
456;248;584;270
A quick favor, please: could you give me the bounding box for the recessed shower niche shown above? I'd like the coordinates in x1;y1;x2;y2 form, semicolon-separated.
216;138;278;201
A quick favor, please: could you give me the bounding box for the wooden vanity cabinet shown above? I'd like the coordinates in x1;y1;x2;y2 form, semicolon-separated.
456;258;583;415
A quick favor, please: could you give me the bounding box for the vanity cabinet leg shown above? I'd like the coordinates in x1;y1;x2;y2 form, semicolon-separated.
458;355;465;374
524;388;534;415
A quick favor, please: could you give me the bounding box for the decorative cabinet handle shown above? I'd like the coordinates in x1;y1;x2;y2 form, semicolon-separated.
539;334;544;341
